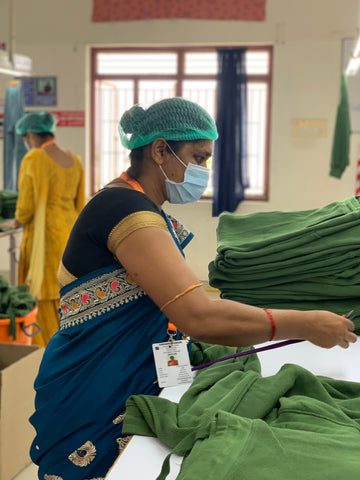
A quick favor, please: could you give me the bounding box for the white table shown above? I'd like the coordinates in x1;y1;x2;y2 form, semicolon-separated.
105;381;194;480
106;339;360;480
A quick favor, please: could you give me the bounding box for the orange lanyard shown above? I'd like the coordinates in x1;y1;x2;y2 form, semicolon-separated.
41;139;56;149
119;171;145;194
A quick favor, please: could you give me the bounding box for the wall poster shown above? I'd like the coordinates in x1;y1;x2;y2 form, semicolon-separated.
22;76;57;107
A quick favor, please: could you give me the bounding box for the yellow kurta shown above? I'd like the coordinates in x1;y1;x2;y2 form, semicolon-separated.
15;148;85;345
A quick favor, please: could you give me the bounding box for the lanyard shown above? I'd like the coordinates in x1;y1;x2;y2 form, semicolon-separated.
41;139;56;149
119;171;145;193
120;171;183;253
191;339;304;371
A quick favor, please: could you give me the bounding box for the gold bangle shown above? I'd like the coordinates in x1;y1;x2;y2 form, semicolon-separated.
160;283;203;311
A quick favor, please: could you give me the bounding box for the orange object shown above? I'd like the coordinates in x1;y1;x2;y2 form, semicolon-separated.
40;139;56;149
167;322;177;332
160;283;203;311
0;307;39;345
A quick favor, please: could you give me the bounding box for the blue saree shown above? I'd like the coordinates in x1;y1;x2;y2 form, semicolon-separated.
29;212;193;480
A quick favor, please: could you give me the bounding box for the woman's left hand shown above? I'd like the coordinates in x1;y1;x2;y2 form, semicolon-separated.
0;219;20;229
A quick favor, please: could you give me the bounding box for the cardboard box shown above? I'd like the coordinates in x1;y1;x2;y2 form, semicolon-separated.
0;343;44;480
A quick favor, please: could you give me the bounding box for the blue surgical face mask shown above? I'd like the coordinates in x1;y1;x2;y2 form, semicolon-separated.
160;143;210;204
23;134;31;151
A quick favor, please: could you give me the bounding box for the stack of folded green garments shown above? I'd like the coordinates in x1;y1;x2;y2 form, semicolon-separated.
0;190;18;219
208;196;360;334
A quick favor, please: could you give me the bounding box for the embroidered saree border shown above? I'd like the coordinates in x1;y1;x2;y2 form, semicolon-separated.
166;213;193;248
107;211;167;254
59;266;146;330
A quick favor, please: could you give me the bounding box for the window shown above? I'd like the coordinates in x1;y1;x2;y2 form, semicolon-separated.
91;47;272;199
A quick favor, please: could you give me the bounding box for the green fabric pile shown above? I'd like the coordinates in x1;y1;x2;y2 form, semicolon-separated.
208;196;360;334
0;190;18;227
0;190;19;232
123;342;360;479
0;275;37;339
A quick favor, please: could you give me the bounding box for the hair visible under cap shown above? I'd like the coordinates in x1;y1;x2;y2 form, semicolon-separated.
16;111;56;136
118;97;218;150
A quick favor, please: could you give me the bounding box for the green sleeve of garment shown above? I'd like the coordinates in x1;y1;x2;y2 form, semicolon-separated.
330;73;351;178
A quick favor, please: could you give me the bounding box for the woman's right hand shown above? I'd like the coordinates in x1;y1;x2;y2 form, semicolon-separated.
302;310;357;349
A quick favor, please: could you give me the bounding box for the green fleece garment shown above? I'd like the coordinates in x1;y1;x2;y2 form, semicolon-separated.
123;343;360;480
330;73;351;179
208;197;360;334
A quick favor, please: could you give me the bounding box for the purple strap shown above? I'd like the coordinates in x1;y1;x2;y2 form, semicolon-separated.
191;339;305;371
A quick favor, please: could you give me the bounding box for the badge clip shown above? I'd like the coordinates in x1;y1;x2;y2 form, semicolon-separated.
167;322;177;343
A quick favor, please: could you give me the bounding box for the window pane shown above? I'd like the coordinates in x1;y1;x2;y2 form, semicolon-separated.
182;80;217;117
185;52;217;74
138;80;177;105
97;52;178;75
95;80;134;188
246;51;269;75
182;80;217;196
246;82;267;195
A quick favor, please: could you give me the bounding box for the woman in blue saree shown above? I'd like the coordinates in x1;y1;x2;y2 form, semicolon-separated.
29;97;357;480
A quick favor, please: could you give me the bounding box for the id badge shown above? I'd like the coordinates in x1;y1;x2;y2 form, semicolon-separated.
152;340;193;388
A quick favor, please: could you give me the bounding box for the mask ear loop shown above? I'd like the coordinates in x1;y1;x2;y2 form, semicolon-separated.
166;143;187;168
159;164;168;180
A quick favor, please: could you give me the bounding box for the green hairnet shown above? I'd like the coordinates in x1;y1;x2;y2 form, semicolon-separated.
118;97;218;150
16;111;56;135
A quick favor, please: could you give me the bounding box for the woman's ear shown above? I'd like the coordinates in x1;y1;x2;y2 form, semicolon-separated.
151;138;168;165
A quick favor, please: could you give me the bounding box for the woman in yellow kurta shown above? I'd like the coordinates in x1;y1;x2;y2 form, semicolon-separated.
14;111;85;346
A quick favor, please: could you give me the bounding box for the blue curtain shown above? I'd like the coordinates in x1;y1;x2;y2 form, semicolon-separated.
212;49;248;217
3;82;27;191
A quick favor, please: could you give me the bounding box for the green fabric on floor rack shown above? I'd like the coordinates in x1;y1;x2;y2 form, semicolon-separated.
123;342;360;480
0;190;18;219
208;197;360;334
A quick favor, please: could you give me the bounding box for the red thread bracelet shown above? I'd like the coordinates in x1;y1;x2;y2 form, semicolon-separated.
263;308;276;341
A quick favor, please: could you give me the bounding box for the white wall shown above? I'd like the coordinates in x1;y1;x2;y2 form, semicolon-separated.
0;0;359;281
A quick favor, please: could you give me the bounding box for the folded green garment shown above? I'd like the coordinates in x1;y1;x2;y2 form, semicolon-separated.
210;239;360;280
213;197;360;263
209;252;360;286
218;277;360;301
123;342;360;480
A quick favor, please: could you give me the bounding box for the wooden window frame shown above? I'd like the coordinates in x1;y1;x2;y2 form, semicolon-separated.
90;46;273;200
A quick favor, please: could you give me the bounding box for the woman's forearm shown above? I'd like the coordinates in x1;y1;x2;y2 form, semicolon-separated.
164;295;356;349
